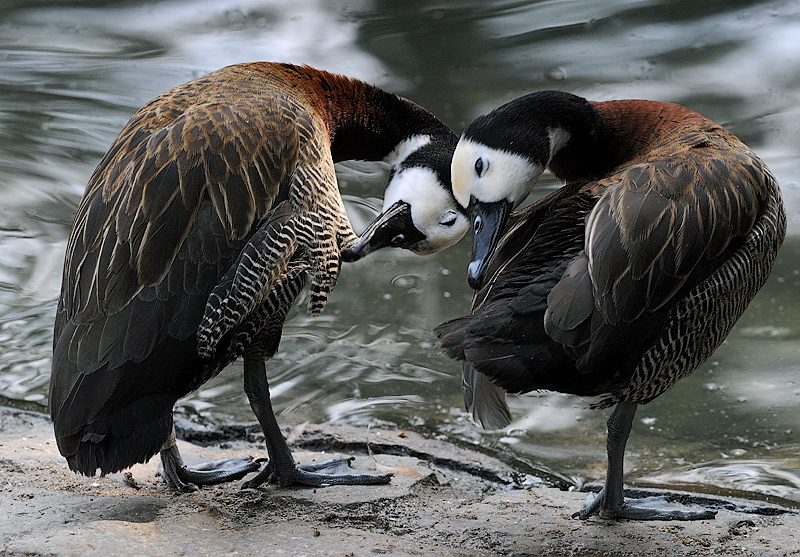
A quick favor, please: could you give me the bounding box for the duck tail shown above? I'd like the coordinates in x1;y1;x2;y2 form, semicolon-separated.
435;318;513;430
462;364;512;430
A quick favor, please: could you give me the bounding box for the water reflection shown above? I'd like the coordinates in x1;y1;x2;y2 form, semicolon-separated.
642;459;800;506
1;0;799;506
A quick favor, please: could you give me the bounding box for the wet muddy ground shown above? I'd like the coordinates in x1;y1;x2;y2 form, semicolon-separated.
1;407;799;556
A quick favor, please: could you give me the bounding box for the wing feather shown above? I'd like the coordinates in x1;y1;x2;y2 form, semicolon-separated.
53;67;331;436
588;136;766;328
61;82;309;327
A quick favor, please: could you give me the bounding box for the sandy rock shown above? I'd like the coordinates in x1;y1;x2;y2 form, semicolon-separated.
1;407;798;556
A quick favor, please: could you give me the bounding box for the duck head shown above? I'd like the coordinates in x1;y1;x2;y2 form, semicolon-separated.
452;91;595;289
341;133;468;261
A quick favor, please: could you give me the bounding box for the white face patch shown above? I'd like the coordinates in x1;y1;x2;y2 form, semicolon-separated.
383;166;469;254
451;137;543;209
547;127;571;160
384;134;432;167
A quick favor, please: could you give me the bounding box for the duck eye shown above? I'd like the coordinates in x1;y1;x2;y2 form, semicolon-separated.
473;215;483;233
440;210;457;227
391;233;406;246
474;158;487;177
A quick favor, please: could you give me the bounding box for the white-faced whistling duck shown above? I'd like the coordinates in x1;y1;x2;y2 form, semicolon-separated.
49;62;468;491
435;91;786;520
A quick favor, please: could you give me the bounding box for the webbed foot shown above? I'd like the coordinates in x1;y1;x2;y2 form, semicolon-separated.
572;488;717;521
160;445;261;492
242;456;393;489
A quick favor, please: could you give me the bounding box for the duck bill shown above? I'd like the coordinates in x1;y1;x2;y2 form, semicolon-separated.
467;199;511;290
340;200;423;262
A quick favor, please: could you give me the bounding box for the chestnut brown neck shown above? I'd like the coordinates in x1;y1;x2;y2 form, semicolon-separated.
254;63;450;163
548;99;716;183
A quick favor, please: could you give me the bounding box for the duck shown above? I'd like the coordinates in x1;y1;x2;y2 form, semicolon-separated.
49;61;468;491
435;90;786;520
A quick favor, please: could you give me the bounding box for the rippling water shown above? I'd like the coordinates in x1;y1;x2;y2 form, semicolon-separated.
1;0;799;505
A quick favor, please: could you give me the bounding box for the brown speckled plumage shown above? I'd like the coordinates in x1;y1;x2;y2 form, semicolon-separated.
50;62;453;480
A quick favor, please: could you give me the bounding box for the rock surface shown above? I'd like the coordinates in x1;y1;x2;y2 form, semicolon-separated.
1;407;799;556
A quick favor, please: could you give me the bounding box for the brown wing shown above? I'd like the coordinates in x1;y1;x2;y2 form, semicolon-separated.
585;133;767;327
50;70;323;458
60;76;310;328
543;129;771;374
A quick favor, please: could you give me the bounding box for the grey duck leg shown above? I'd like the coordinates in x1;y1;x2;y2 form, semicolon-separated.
159;427;260;492
241;356;393;489
573;401;716;521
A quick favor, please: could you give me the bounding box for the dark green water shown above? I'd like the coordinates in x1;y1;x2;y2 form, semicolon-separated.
1;0;799;504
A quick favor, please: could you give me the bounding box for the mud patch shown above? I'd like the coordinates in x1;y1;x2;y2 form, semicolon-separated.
1;408;799;556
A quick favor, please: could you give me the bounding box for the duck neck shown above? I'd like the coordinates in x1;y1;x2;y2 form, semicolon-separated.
300;68;451;164
548;96;710;182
